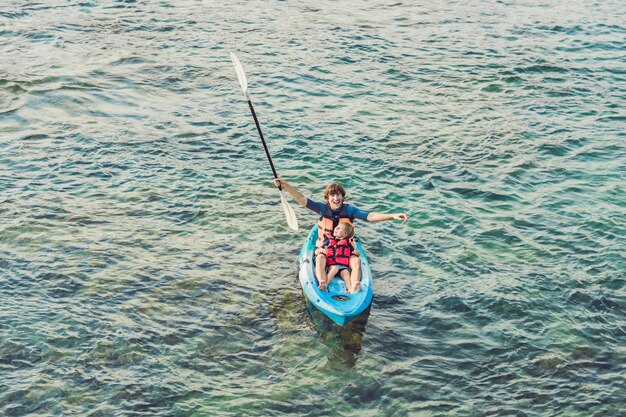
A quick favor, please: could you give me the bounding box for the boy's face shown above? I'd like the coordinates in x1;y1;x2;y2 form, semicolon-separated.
334;224;347;239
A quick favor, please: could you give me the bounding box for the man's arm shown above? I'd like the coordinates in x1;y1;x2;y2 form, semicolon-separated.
273;178;307;207
366;212;408;223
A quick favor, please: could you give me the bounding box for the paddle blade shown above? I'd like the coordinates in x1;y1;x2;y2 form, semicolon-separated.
280;191;298;231
230;52;248;95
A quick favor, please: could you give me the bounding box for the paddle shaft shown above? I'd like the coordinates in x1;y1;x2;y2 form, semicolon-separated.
246;98;282;190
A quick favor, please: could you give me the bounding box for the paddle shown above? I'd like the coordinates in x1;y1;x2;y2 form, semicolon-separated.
230;52;298;231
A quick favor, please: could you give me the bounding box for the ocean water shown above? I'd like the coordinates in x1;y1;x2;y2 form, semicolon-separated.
1;1;624;416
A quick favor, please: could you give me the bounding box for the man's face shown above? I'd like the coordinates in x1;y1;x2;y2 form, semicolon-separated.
328;192;343;210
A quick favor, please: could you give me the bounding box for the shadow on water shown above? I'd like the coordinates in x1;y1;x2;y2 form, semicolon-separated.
266;286;371;369
305;297;371;370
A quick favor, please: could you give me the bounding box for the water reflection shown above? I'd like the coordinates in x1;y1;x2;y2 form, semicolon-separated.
305;298;371;369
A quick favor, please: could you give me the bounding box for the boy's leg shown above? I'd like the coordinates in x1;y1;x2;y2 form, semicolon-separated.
349;255;362;293
327;265;339;282
315;254;328;291
339;268;351;293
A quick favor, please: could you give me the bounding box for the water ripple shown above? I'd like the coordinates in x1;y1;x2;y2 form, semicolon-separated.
1;0;625;415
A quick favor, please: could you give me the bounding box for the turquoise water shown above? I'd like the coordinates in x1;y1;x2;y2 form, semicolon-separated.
1;0;625;415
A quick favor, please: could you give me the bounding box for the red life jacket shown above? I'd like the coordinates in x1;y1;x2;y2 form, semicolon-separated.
324;233;354;266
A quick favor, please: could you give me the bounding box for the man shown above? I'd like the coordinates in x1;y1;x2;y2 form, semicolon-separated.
273;178;407;292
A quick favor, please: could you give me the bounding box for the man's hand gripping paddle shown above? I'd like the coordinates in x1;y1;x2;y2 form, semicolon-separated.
230;52;298;231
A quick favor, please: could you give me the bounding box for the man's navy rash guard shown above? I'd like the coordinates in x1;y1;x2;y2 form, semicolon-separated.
305;198;369;222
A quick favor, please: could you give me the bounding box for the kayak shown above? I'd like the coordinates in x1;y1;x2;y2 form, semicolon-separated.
298;224;374;326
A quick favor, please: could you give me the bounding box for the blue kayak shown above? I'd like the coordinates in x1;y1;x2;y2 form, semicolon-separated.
298;224;374;326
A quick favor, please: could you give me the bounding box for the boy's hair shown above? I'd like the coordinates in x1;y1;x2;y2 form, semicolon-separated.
323;182;346;201
339;222;354;239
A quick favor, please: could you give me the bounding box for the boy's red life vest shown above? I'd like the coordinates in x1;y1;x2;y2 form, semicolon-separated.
323;233;354;267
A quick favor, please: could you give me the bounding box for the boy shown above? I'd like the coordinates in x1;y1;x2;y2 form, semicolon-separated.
315;222;362;293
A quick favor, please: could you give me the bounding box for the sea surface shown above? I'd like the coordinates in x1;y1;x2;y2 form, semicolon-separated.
1;1;625;416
